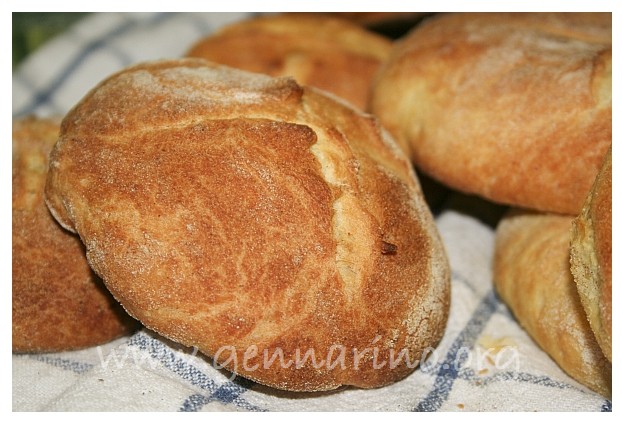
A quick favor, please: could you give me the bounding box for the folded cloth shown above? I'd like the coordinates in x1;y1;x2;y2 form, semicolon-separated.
11;12;612;412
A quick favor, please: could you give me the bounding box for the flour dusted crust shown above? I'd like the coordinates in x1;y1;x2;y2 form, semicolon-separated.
494;211;611;398
371;12;612;214
12;117;137;353
44;59;450;391
570;149;612;362
186;14;392;110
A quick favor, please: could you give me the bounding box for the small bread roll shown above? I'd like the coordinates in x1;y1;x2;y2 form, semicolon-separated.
186;14;392;110
12;117;137;353
371;13;612;214
44;59;450;392
570;148;612;362
494;211;611;398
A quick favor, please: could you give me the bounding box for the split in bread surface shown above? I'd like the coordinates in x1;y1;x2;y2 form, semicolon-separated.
570;148;612;362
12;116;137;353
186;13;393;110
371;12;612;214
493;210;611;398
44;58;450;392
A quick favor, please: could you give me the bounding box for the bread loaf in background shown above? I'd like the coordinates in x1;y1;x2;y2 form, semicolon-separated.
186;14;392;110
12;117;137;353
371;12;612;214
44;59;450;392
570;148;612;362
494;211;611;398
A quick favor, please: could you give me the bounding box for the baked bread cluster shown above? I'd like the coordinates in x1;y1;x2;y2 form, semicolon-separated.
14;12;611;397
365;11;611;397
14;13;451;392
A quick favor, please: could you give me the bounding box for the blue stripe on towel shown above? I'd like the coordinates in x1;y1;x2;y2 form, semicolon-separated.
179;393;209;412
601;400;612;412
128;331;265;411
179;378;265;412
29;355;94;374
414;289;498;412
460;369;573;390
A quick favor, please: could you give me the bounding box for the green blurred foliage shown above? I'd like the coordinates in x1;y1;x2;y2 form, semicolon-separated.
13;13;90;68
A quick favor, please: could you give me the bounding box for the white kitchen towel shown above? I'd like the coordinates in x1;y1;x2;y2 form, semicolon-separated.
12;12;612;412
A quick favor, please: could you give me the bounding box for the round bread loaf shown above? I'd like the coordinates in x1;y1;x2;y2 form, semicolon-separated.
44;59;450;392
494;211;611;398
570;148;612;362
12;117;137;353
371;12;612;214
186;14;392;110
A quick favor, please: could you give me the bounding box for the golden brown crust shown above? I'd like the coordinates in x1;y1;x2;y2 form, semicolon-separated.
186;14;392;110
12;117;137;353
44;59;450;391
570;148;612;361
493;211;611;398
371;12;612;214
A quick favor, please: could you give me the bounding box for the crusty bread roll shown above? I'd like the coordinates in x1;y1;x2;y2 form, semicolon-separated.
186;14;392;110
371;12;612;214
570;148;612;362
494;211;611;398
12;117;137;353
44;59;450;392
